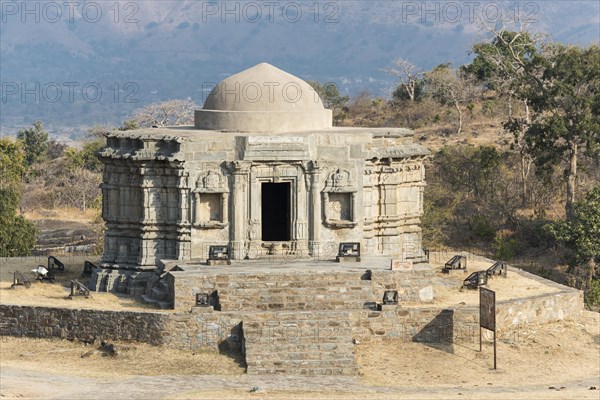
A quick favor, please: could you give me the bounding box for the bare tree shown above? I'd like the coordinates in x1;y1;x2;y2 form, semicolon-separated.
383;58;423;102
87;124;111;139
426;64;472;135
54;167;101;211
132;99;199;128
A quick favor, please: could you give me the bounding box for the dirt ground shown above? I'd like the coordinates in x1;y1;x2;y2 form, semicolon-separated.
420;252;563;308
1;312;598;400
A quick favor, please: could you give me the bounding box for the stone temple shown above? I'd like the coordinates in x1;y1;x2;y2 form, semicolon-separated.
88;63;438;374
90;62;430;294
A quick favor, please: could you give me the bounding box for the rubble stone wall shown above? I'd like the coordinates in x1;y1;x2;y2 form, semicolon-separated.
0;284;582;350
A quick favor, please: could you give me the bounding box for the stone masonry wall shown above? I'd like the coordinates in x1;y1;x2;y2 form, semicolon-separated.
350;307;479;344
370;266;435;303
169;267;435;313
0;305;242;352
0;284;582;350
0;305;167;345
350;285;583;344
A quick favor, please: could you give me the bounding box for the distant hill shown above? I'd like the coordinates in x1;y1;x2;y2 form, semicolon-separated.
1;0;598;135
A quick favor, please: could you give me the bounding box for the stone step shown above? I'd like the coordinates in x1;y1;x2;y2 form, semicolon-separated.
217;284;378;311
218;290;375;299
141;294;171;309
245;344;355;356
151;287;167;300
215;280;372;290
246;366;358;375
218;285;377;296
214;272;368;282
218;287;374;296
220;301;370;312
245;358;358;375
246;357;356;366
242;311;358;375
219;293;377;304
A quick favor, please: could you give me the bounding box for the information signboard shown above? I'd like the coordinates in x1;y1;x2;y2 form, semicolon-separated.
479;287;497;369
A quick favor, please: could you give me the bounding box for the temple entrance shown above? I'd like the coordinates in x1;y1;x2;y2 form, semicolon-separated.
261;182;291;241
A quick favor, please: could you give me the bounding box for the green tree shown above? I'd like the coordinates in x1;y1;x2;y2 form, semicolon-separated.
383;58;424;102
16;121;49;166
0;191;36;256
392;81;425;102
0;138;26;190
466;30;538;96
65;140;104;172
469;30;542;205
307;81;349;109
546;186;600;290
522;44;600;220
0;140;36;256
306;81;349;125
477;30;600;220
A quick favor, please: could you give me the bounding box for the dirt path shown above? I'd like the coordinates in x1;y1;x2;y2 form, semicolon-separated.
1;366;598;400
1;312;598;400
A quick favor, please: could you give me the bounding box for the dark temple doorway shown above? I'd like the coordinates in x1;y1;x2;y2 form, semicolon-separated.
261;182;291;241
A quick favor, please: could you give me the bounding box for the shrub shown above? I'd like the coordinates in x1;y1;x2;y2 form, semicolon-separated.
493;230;520;260
584;279;600;310
471;214;495;240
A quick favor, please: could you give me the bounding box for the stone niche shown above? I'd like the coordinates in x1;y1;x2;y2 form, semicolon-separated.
193;170;228;229
323;169;358;229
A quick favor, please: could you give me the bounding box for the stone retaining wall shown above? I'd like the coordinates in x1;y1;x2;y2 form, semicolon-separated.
169;266;435;312
0;282;583;350
350;307;479;343
0;305;242;352
0;305;167;345
496;268;583;326
350;279;583;343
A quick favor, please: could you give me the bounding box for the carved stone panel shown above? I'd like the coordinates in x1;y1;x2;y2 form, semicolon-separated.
328;193;352;221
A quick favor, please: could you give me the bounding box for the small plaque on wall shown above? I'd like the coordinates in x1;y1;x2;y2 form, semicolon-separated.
390;260;413;271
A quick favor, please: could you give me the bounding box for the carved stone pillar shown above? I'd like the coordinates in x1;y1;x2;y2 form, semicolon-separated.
309;161;322;254
230;161;251;258
294;164;308;245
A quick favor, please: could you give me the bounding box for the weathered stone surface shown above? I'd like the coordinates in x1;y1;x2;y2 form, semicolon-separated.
418;286;434;302
243;311;358;375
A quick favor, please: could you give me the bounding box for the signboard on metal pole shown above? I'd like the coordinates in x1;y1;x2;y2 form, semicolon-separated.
479;287;497;369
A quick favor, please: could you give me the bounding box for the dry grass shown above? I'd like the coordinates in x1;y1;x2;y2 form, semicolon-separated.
0;256;153;311
356;312;600;392
23;207;99;223
413;252;564;308
0;337;245;378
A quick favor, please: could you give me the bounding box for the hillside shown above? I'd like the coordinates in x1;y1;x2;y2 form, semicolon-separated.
1;1;598;134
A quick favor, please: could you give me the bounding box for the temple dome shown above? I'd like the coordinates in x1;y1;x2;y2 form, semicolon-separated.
195;63;332;133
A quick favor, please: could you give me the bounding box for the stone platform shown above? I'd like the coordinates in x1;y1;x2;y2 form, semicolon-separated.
138;257;434;375
0;262;584;376
153;256;433;312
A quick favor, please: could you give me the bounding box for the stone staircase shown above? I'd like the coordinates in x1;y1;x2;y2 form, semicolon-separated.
165;266;434;374
242;310;358;375
141;273;171;309
215;271;378;312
